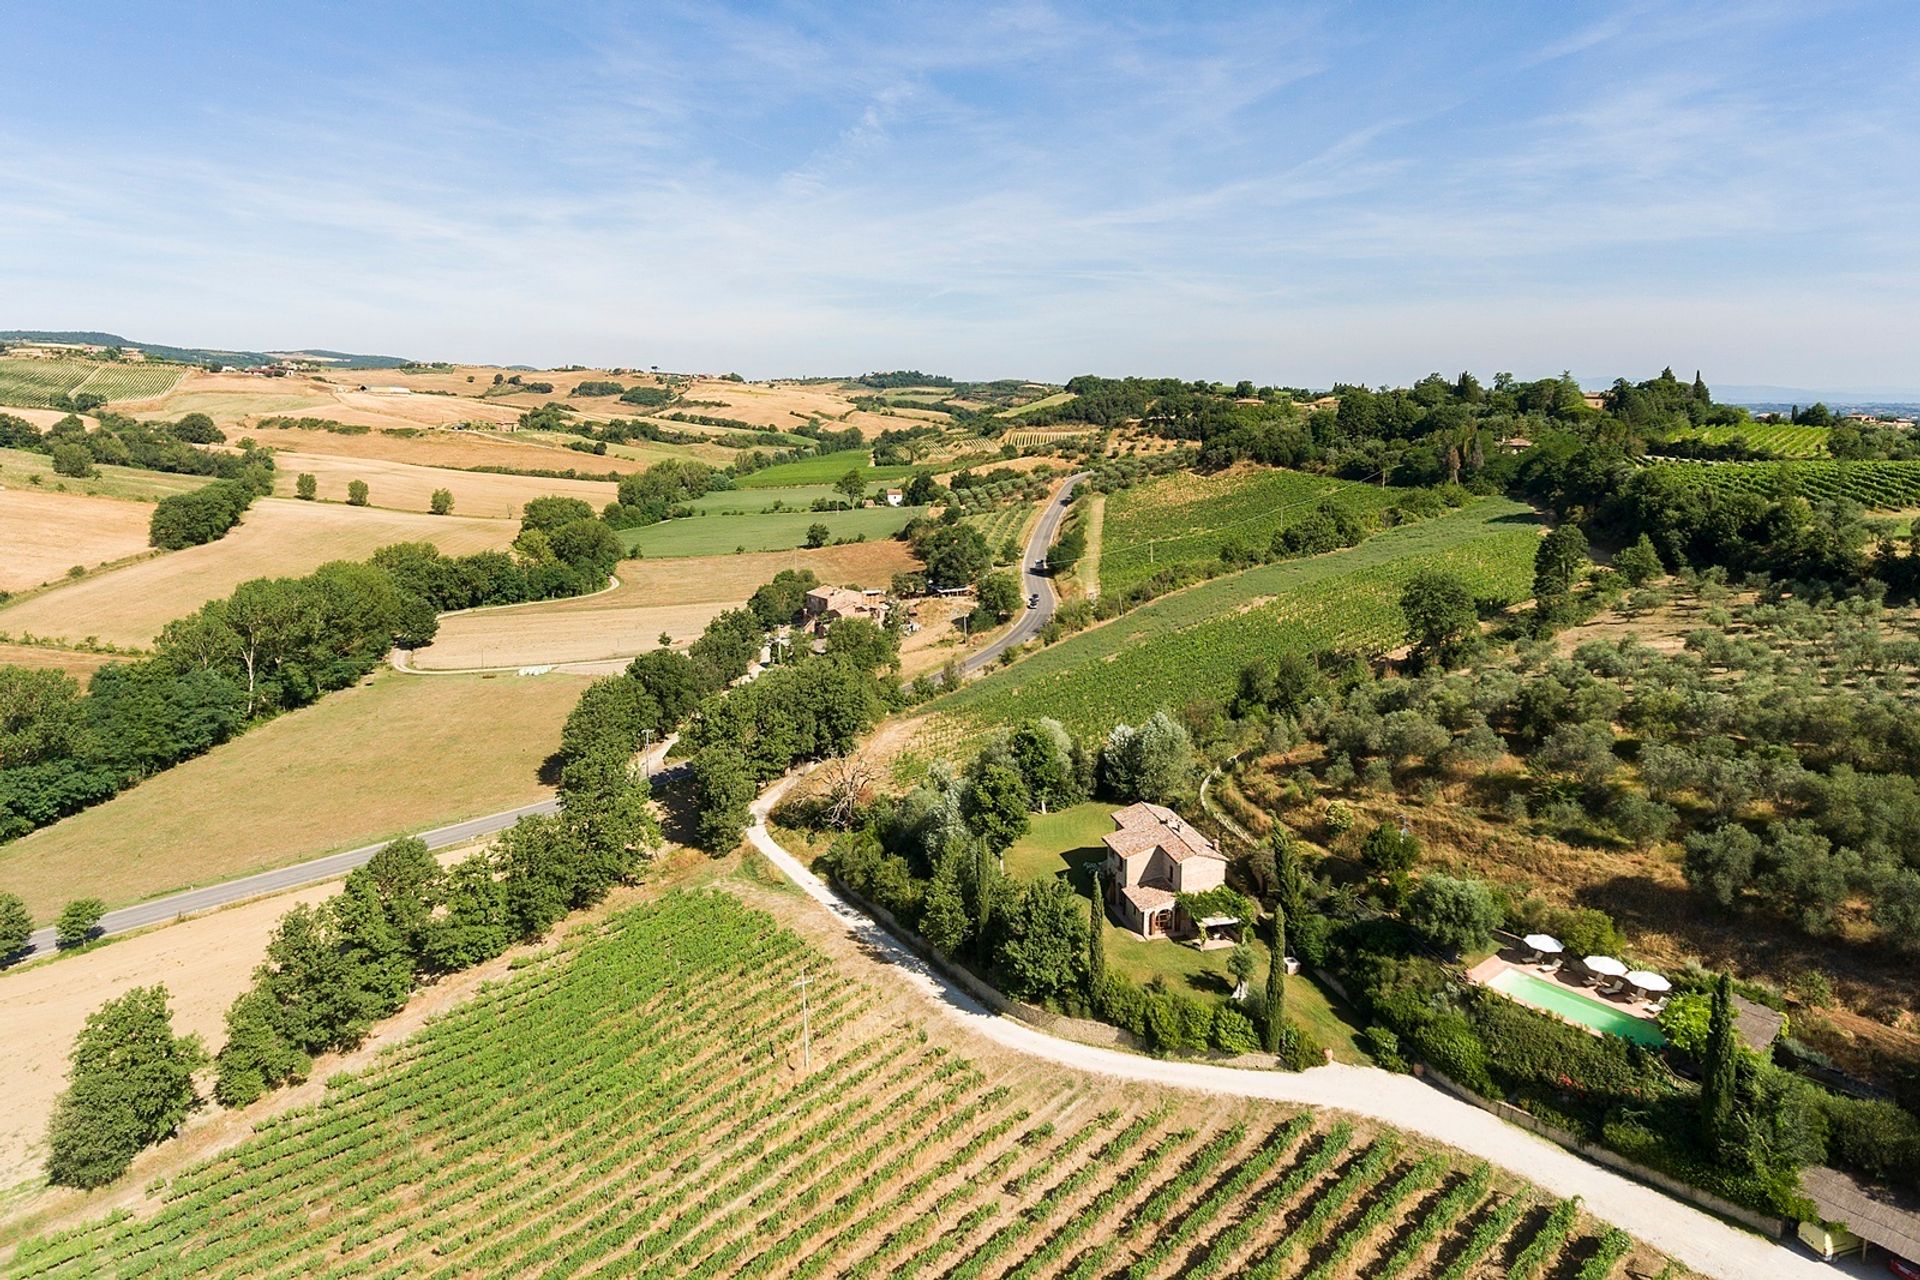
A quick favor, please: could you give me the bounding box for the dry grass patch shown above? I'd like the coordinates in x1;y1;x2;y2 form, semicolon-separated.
269;450;616;517
0;488;156;592
0;645;118;685
0;499;514;647
0;666;585;921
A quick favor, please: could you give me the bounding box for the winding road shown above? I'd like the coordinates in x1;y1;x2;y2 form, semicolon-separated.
743;778;1841;1280
958;470;1088;676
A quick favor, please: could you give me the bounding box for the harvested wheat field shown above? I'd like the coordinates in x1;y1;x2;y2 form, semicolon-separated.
269;451;617;517
0;666;585;921
0;500;514;647
0;488;156;592
0;644;118;685
413;540;917;670
234;421;653;472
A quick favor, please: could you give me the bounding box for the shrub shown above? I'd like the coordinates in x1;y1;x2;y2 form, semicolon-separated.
1410;1010;1491;1093
295;472;317;500
1361;1024;1407;1071
1406;874;1500;954
55;897;106;948
1210;1006;1260;1054
429;487;454;515
347;480;370;507
1361;821;1420;874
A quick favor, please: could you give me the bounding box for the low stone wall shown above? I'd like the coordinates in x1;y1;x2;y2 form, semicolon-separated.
1423;1068;1791;1238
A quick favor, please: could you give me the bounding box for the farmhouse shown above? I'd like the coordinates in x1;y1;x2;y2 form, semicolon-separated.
803;585;887;631
883;488;904;506
1100;802;1232;940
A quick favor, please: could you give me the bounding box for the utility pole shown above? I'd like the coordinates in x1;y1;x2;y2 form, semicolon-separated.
793;972;813;1072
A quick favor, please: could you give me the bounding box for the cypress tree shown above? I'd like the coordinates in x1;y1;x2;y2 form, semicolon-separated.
1272;829;1305;927
1262;907;1288;1055
1701;972;1739;1151
1087;870;1107;997
972;838;994;956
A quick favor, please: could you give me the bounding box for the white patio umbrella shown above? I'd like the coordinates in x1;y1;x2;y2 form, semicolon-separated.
1584;955;1629;977
1523;934;1563;955
1626;970;1671;993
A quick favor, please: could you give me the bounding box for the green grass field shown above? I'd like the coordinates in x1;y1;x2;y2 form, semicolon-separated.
1098;468;1408;595
935;498;1539;738
620;505;928;557
734;452;922;489
687;484;842;514
0;446;217;501
1000;390;1076;418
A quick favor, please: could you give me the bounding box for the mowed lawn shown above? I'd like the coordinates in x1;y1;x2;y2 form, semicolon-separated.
269;449;617;518
0;486;157;592
732;453;922;488
0;498;516;647
620;504;927;557
1003;802;1365;1062
0;667;588;920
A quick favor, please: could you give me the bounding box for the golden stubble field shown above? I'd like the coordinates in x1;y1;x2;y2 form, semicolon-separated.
0;487;156;592
269;450;617;517
413;540;917;670
0;499;516;647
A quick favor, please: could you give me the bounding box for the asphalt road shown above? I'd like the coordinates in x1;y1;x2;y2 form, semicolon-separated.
959;470;1088;677
14;740;690;962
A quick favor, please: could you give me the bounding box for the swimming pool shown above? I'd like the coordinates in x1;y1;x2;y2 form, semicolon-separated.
1486;969;1666;1047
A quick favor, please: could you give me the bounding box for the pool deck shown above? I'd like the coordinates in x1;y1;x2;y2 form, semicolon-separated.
1468;952;1666;1035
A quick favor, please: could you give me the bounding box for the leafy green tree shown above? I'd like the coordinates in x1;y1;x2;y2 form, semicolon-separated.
964;762;1030;853
1701;972;1739;1152
1614;534;1663;586
55;897;105;948
1684;824;1760;909
971;838;997;947
690;744;756;852
1097;711;1193;803
213;987;309;1107
0;666;85;766
46;986;207;1188
0;891;31;960
1532;522;1589;600
1360;822;1420;875
423;852;511;971
294;472;317;500
429;487;454;515
1263;908;1287;1054
996;878;1088;1001
1406;874;1500;953
920;846;973;955
914;523;991;589
1399;570;1478;666
835;469;866;504
1007;719;1080;812
520;496;595;535
805;521;830;549
346;480;370;507
975;570;1021;622
50;442;95;478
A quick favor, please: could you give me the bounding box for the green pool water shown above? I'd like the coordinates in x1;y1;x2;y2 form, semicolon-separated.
1487;969;1666;1047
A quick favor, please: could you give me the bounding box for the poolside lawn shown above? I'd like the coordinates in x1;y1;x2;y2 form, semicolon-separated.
1001;801;1368;1063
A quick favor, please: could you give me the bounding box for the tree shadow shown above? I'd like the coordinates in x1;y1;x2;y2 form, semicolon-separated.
537;750;566;787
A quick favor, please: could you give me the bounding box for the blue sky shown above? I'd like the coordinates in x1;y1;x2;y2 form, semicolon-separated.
2;2;1916;388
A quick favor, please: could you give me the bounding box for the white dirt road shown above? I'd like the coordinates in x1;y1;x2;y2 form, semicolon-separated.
746;778;1842;1280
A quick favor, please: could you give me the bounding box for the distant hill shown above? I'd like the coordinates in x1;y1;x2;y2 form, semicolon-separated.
0;329;413;370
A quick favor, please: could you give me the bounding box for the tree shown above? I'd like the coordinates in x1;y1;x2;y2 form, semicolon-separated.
1360;822;1420;876
1399;571;1477;666
520;496;596;535
1262;908;1287;1054
0;891;31;960
1271;828;1306;926
1684;824;1760;909
1533;523;1589;603
1087;872;1107;992
346;480;370;507
963;762;1031;853
1614;534;1663;587
996;878;1088;1001
1701;972;1739;1152
805;521;830;549
976;570;1020;622
921;847;973;955
51;442;95;478
1007;719;1080;812
1227;943;1255;1000
295;472;317;501
429;487;454;516
691;745;755;852
835;469;866;504
1097;712;1193;803
46;986;207;1188
56;897;105;948
1406;874;1500;954
914;524;991;589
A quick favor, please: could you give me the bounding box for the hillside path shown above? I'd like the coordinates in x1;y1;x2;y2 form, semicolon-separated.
746;777;1846;1280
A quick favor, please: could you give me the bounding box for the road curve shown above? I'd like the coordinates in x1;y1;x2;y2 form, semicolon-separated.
745;777;1836;1280
959;470;1089;677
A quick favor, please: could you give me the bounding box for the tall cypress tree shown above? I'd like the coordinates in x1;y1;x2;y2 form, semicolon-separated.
1272;830;1304;927
1087;870;1107;998
1701;972;1739;1151
1262;907;1288;1055
972;838;994;956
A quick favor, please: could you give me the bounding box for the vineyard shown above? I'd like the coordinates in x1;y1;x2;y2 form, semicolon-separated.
1648;458;1920;509
963;501;1038;558
0;358;185;408
934;499;1540;741
1003;426;1094;448
4;890;1673;1279
1666;423;1830;457
1097;469;1407;595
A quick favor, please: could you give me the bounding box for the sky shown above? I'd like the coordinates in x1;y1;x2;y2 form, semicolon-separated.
2;1;1917;389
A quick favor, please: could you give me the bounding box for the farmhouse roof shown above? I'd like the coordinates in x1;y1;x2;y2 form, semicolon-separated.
1801;1165;1920;1262
806;586;869;614
1731;995;1786;1053
1103;802;1223;865
1119;884;1176;914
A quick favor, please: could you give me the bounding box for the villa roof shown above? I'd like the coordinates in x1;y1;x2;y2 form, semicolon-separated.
1119;884;1176;914
1801;1165;1920;1262
1732;995;1786;1053
1102;802;1223;864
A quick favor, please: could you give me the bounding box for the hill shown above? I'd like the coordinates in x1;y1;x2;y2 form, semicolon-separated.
0;330;412;369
